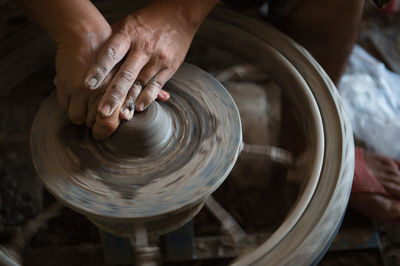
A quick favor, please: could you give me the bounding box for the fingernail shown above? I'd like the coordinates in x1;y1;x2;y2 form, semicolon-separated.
122;107;130;116
121;107;133;120
100;103;111;116
160;90;170;98
87;77;97;89
137;102;145;112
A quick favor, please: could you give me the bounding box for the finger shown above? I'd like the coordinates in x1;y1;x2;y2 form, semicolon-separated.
68;93;88;125
86;103;97;128
381;174;400;186
84;33;131;90
56;90;70;112
86;92;102;128
136;69;174;111
383;164;400;176
157;89;170;102
376;155;395;166
97;55;147;117
92;104;121;139
389;160;400;175
351;193;400;221
120;81;142;120
87;68;117;128
135;63;159;87
383;181;400;199
54;77;70;111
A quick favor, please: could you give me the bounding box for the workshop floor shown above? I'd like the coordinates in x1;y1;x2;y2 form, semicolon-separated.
1;1;400;265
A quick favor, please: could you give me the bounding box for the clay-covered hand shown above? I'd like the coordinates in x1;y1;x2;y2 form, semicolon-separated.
83;0;199;138
54;25;113;128
54;23;167;139
19;0;124;134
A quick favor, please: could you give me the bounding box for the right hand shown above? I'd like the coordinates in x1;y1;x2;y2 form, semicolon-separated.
83;0;199;139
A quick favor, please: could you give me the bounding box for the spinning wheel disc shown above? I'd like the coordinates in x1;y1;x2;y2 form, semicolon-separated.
30;63;242;233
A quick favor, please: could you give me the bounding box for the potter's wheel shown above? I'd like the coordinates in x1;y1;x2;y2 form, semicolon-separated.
3;2;355;265
30;63;242;236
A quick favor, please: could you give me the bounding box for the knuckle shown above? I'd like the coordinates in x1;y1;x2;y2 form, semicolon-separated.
110;92;122;103
143;41;153;55
158;51;168;61
106;47;118;61
158;51;170;61
108;87;124;103
95;63;108;76
149;79;162;89
119;70;135;83
144;84;161;100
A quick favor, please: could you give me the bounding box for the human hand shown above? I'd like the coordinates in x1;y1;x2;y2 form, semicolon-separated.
53;16;170;139
54;24;113;128
83;0;199;138
18;0;126;136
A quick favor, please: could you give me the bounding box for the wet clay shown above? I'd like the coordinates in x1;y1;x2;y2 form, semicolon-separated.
103;101;173;157
30;63;242;224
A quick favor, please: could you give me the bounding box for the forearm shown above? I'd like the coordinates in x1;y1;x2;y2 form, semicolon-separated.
148;0;220;31
175;0;220;29
17;0;109;44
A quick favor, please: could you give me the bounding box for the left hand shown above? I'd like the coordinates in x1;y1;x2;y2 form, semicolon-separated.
53;23;113;128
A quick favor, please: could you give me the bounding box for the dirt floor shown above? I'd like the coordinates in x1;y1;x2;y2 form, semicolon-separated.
1;1;400;266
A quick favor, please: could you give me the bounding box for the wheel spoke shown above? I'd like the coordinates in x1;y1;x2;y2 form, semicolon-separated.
205;196;246;245
242;143;294;166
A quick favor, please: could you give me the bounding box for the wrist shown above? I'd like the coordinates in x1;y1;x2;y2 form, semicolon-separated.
149;0;219;32
53;18;111;48
18;0;111;46
51;6;111;46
